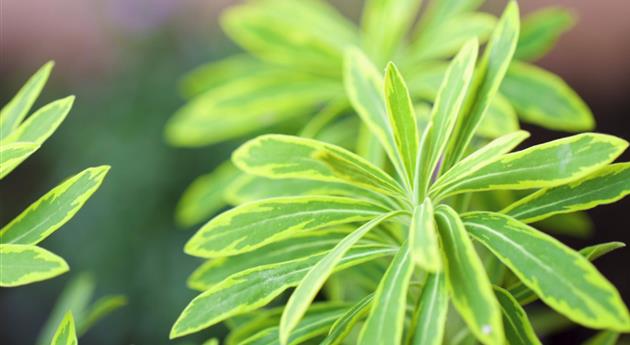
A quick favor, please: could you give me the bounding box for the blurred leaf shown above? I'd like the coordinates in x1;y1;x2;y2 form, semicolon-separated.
77;295;127;336
502;62;594;131
515;7;575;61
321;294;374;345
1;166;110;245
0;244;68;287
0;61;53;139
533;212;594;239
0;142;40;179
583;331;620;345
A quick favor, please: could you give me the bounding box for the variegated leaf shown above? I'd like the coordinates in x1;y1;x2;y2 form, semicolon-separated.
0;244;69;287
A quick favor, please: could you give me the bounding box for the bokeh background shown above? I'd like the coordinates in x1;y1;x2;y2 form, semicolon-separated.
1;0;629;344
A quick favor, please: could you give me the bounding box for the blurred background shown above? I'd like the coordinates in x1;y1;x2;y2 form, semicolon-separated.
1;0;629;344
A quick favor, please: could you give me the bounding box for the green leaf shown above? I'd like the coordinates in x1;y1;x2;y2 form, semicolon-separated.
463;212;630;331
502;61;594;131
233;134;405;198
503;162;630;223
0;61;53;139
221;0;357;74
493;286;541;345
321;294;374;345
176;162;240;227
187;230;348;291
417;39;478;196
170;244;396;338
410;13;495;61
409;273;448;345
185;196;387;258
0;142;40;179
515;7;575;61
533;212;594;239
77;295;127;336
509;242;626;306
480;93;519;138
1;166;110;245
431;130;529;199
582;331;620;345
280;212;400;343
444;1;520;170
417;0;484;31
361;0;421;65
358;242;415;345
344;48;408;183
410;198;440;271
2;96;74;146
384;62;420;188
50;312;78;345
440;133;628;198
165;73;339;147
434;205;503;345
242;304;346;345
0;244;69;287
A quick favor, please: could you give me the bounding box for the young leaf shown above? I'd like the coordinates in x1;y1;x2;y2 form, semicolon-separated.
430;130;529;199
0;142;40;179
1;96;74;146
1;166;110;245
515;7;575;61
409;273;448;345
77;295;127;336
493;286;542;345
344;48;408;183
361;0;421;65
188;230;348;291
440;133;628;198
176;162;241;227
417;39;478;196
503;163;630;223
185;196;387;258
410;198;440;271
358;242;414;345
444;1;520;170
502;62;594;131
384;62;419;188
463;212;630;331
0;61;53;139
0;244;69;287
50;312;78;345
280;212;400;343
321;294;374;345
434;205;503;345
233;134;405;197
170;244;396;338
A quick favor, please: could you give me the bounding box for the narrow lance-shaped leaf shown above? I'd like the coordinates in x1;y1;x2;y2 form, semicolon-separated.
384;62;419;189
430;130;529;199
77;295;127;336
321;294;374;345
463;212;630;331
358;242;415;345
344;48;408;184
503;162;630;223
515;7;575;61
0;244;69;287
280;212;400;344
435;205;503;345
439;133;628;198
409;273;448;345
0;61;53;138
233;134;406;198
0;142;40;179
1;96;75;146
502;61;594;131
170;244;396;338
493;286;541;345
582;331;620;345
508;242;626;305
185;196;387;258
410;198;440;271
417;39;478;196
444;1;520;170
50;312;78;345
1;166;110;245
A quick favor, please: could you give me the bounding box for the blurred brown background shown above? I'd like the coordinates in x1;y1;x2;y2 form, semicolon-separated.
1;0;629;344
